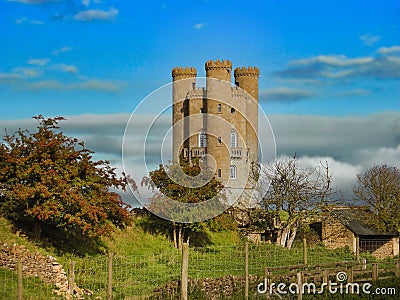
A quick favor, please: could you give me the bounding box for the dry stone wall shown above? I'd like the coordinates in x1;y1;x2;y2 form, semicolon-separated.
0;242;71;299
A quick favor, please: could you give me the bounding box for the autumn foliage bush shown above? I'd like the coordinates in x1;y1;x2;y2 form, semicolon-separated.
0;116;131;252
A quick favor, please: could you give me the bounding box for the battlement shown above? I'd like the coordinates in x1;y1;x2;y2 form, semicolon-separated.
205;59;232;71
172;66;197;78
234;66;260;77
187;87;205;99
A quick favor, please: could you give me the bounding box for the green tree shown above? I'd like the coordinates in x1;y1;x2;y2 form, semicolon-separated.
141;160;234;248
0;115;131;251
353;164;400;233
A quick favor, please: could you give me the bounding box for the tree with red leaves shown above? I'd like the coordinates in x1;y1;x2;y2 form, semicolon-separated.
0;115;131;250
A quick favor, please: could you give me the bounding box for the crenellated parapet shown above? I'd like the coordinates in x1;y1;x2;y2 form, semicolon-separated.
172;66;197;79
234;66;260;77
205;59;232;71
187;87;205;99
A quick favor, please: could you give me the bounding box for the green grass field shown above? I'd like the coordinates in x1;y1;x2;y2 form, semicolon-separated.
2;216;393;299
0;267;64;300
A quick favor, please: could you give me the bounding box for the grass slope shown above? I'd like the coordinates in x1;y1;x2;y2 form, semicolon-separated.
1;216;369;299
0;216;243;298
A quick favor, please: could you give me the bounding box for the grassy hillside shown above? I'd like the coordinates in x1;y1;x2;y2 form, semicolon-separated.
0;216;243;299
0;215;241;257
0;216;367;299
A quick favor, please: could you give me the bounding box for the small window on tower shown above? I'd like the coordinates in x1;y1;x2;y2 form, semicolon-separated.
230;130;237;148
231;107;236;114
198;130;207;147
217;169;221;178
230;165;237;179
200;108;205;113
217;104;222;113
217;136;222;145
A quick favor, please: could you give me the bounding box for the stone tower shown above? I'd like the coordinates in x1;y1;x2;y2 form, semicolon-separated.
172;60;260;207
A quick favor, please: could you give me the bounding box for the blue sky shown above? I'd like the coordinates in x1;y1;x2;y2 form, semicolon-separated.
1;0;400;203
1;0;399;119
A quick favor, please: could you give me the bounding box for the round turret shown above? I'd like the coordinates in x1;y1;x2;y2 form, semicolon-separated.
205;59;232;71
205;59;232;82
234;66;260;101
172;66;197;80
234;66;260;78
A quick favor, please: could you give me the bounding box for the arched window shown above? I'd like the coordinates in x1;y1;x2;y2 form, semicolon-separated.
217;104;222;113
217;136;222;145
230;130;237;148
198;130;207;147
230;165;237;179
217;169;221;178
231;107;236;114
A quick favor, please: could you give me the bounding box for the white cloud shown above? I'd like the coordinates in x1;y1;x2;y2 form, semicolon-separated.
16;17;44;25
51;63;78;74
52;46;71;55
28;80;64;90
0;72;23;85
8;0;56;4
274;45;400;80
57;111;400;200
74;79;123;92
359;145;400;169
359;34;380;46
194;22;207;29
0;67;41;85
1;112;398;202
289;55;373;67
269;112;400;164
260;87;315;102
22;79;124;92
13;67;41;78
74;7;118;22
81;0;101;7
28;58;50;66
0;63;124;92
377;45;400;55
276;154;362;199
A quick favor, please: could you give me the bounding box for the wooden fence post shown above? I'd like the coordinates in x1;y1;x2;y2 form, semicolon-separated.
362;258;367;270
245;242;249;300
265;268;270;299
17;262;22;300
372;263;378;281
322;269;328;284
69;260;75;297
181;243;189;300
107;252;113;300
297;272;303;300
356;237;360;262
348;266;354;283
303;238;307;265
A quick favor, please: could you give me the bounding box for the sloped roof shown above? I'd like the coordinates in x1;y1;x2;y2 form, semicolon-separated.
330;208;398;237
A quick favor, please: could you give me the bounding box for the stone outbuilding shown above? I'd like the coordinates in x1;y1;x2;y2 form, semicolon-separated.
310;206;399;259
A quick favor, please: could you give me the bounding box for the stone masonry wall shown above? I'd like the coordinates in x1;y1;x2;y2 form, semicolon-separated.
322;217;355;251
371;239;395;259
0;243;71;299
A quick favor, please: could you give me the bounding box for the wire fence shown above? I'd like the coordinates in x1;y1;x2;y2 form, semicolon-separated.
1;240;398;299
0;265;63;300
